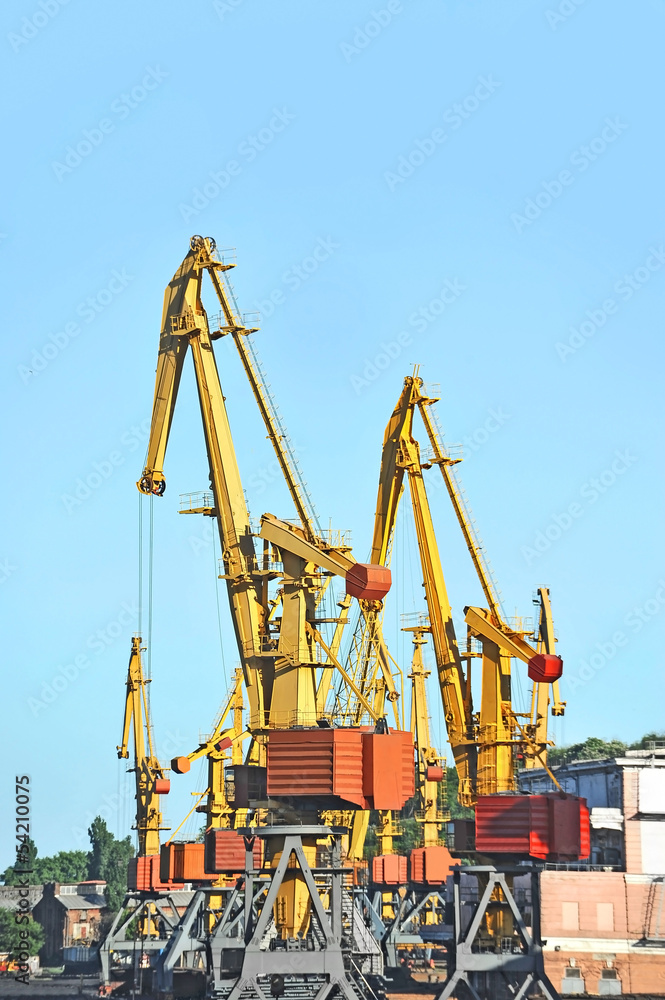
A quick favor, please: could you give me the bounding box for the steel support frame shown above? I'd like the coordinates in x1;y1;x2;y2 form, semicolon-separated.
437;865;559;1000
212;826;377;1000
99;891;189;985
381;889;445;967
153;889;209;994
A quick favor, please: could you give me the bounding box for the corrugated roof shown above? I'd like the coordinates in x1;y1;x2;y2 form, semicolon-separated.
57;894;106;909
0;886;43;910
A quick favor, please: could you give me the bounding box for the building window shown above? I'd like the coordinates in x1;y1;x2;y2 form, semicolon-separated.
599;968;621;996
562;901;580;930
562;967;584;995
597;902;615;931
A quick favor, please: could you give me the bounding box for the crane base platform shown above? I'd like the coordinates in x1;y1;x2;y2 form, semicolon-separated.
140;827;385;1000
437;865;559;1000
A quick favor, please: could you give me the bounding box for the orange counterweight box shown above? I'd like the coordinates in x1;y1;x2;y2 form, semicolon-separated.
372;853;407;886
475;793;590;861
160;842;217;883
409;845;454;886
204;829;264;874
128;854;184;892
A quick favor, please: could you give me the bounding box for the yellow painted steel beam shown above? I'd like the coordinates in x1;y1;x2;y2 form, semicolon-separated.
371;375;475;805
117;637;168;857
464;605;539;664
137;238;272;730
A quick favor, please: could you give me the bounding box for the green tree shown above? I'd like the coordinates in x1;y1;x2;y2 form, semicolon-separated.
1;839;38;886
2;843;88;887
629;731;665;750
87;817;134;913
0;908;44;958
37;851;89;884
548;736;628;766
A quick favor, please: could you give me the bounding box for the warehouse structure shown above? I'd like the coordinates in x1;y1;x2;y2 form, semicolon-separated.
519;748;665;994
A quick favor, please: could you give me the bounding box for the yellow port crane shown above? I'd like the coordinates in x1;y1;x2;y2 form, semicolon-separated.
117;635;170;857
373;375;474;804
373;374;564;806
138;236;398;736
138;237;271;731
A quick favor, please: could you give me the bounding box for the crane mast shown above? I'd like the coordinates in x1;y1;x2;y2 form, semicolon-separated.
372;376;474;803
373;374;566;805
406;624;446;846
116;635;169;857
138;237;272;729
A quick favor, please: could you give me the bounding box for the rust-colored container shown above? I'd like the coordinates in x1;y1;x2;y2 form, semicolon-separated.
129;854;183;891
475;795;546;856
409;848;425;884
204;829;263;874
160;842;216;883
345;563;392;601
527;653;563;683
362;730;415;810
475;793;589;861
267;728;365;805
154;778;171;795
372;854;407;886
409;845;454;886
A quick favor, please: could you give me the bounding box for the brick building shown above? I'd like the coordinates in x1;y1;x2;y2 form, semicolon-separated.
32;881;107;964
519;749;665;995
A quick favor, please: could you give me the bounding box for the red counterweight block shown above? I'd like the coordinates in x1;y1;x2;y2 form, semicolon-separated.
128;854;183;891
362;730;415;810
372;854;407;886
204;829;263;874
528;653;563;683
345;563;392;602
409;845;455;886
154;779;170;795
475;793;589;861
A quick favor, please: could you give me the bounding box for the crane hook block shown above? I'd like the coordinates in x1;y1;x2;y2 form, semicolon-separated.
528;653;563;683
171;756;191;774
345;563;392;602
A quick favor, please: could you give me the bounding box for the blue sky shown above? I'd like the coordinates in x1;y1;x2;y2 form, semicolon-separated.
2;0;664;863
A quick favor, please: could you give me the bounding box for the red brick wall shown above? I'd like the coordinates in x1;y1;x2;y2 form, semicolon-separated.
541;871;629;938
540;870;665;995
545;950;665;996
